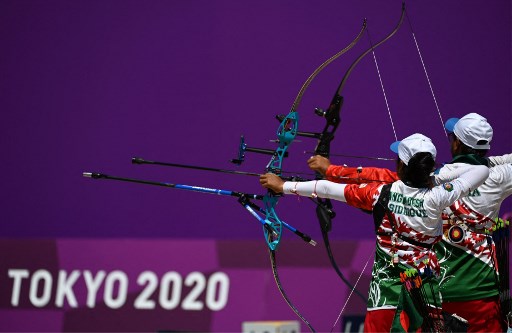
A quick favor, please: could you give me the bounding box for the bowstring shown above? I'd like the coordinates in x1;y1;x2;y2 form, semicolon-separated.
405;9;448;139
329;251;373;333
366;27;398;142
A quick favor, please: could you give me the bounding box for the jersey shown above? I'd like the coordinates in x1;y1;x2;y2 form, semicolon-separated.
434;160;512;302
338;177;474;310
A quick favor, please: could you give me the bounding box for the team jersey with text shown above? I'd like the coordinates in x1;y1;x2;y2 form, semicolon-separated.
337;177;469;309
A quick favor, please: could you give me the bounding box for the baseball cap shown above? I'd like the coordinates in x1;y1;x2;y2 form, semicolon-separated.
390;133;437;165
444;113;493;149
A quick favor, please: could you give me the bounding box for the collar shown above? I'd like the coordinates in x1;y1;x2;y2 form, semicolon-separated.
450;154;489;167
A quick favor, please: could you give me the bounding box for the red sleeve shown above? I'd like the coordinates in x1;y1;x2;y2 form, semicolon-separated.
325;165;399;184
343;183;383;211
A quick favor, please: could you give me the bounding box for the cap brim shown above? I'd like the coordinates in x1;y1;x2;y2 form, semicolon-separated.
390;141;400;154
444;118;459;133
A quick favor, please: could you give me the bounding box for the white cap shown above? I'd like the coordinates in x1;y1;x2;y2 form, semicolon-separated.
444;113;493;149
390;133;437;165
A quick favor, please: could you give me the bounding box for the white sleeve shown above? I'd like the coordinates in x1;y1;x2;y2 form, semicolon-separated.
433;164;488;187
283;180;348;202
487;153;512;167
426;165;489;213
487;164;512;198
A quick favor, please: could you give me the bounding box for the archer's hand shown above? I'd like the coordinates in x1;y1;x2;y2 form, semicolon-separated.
307;155;331;175
259;173;285;193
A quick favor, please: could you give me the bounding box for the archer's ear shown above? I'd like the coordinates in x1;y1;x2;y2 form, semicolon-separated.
452;136;463;155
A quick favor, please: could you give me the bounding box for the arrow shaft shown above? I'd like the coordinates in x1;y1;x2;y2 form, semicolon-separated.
83;172;263;200
132;157;262;177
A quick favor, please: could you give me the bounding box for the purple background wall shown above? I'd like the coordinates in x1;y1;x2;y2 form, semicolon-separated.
1;0;511;240
0;0;511;332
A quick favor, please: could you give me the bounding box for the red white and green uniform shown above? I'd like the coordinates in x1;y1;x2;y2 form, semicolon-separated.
325;155;512;332
434;154;512;332
282;164;489;331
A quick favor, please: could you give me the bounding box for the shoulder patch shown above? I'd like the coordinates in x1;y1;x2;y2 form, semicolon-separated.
443;182;454;192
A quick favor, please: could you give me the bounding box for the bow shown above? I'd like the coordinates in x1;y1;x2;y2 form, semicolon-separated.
233;19;369;332
291;3;407;312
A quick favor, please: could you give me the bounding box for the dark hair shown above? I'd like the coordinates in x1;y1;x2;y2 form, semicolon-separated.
459;142;489;157
450;133;489;157
398;152;435;188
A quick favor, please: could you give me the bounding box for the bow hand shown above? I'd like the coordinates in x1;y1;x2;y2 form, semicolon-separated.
260;173;285;194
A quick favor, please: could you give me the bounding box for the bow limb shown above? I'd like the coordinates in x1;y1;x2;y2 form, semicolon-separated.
336;2;406;97
314;3;406;157
290;19;367;113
